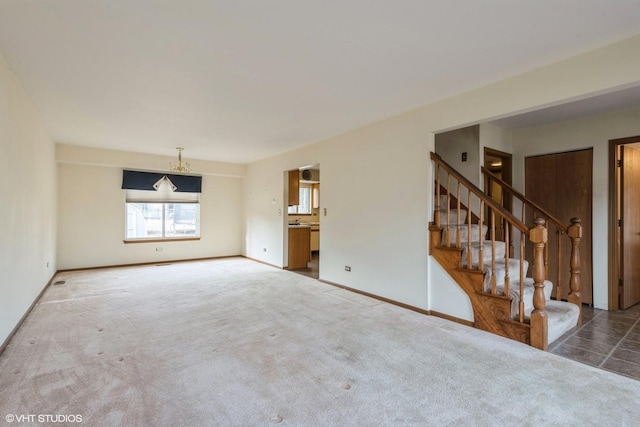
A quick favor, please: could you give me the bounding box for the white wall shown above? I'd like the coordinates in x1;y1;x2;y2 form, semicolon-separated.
57;145;245;270
0;54;57;345
512;106;640;309
435;125;480;186
244;35;640;316
479;123;513;164
246;117;431;307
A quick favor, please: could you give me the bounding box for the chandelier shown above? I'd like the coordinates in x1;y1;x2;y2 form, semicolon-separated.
169;147;191;173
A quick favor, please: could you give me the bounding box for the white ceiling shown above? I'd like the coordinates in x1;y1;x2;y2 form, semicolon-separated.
1;1;639;164
490;84;640;130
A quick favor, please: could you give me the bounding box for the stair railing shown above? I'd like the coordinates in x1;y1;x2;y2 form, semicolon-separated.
431;152;540;326
482;166;582;321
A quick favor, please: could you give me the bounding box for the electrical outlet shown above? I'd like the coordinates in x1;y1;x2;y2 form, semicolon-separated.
345;266;351;272
156;247;163;252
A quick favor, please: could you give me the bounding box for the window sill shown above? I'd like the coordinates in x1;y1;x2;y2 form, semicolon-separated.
123;237;201;244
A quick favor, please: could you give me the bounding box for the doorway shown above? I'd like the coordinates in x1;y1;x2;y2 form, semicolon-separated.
483;148;513;243
286;164;320;279
525;149;593;305
609;137;640;310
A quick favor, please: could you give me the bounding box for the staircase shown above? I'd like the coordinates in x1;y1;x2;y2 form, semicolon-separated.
429;152;582;350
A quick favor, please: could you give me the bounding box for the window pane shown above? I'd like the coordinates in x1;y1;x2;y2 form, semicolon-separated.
126;203;163;238
298;187;311;214
126;203;199;239
166;203;199;237
287;187;311;215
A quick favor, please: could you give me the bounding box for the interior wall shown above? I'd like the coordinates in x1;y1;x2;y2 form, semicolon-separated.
479;123;513;166
57;145;245;270
512;106;640;310
245;35;640;318
246;120;431;307
435;125;480;186
0;54;57;345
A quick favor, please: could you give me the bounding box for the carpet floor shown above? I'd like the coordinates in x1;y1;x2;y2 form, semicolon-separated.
1;257;639;426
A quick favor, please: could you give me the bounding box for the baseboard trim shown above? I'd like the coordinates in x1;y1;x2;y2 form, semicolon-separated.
318;280;475;327
57;255;242;273
0;273;57;356
319;279;430;316
427;310;475;328
242;256;283;270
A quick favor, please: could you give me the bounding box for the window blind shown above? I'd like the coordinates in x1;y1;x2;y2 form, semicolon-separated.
125;189;199;203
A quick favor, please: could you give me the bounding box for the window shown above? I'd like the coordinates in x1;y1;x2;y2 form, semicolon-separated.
126;203;199;239
288;185;311;214
124;177;200;241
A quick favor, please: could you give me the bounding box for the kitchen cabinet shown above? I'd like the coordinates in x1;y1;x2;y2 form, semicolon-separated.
310;228;319;252
288;226;310;269
288;170;299;206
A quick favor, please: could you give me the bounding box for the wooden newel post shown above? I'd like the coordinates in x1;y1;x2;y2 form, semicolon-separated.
429;224;442;254
567;217;583;324
530;218;548;350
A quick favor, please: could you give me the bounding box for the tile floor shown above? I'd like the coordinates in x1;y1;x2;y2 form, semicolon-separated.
290;251;319;279
549;303;640;380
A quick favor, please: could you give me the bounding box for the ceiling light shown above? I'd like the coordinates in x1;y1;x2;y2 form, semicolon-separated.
169;147;191;173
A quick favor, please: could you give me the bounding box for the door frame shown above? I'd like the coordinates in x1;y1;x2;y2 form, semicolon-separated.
483;147;513;210
608;135;640;310
483;148;513;248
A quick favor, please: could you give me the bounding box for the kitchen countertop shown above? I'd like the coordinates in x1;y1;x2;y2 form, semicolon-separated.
288;222;320;228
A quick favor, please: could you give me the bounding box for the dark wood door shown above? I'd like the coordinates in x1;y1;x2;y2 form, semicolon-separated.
525;149;593;304
621;145;640;309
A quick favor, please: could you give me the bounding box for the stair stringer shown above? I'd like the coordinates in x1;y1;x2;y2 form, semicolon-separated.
431;245;531;345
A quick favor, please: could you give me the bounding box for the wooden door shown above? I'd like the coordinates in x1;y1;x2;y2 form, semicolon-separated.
621;145;640;309
525;149;593;304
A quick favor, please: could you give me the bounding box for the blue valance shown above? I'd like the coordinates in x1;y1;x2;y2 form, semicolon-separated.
121;170;202;193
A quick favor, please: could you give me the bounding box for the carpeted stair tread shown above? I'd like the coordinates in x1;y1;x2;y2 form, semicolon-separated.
485;277;553;319
462;240;507;265
433;197;581;349
540;300;581;344
482;258;529;290
441;224;488;246
437;196;468;225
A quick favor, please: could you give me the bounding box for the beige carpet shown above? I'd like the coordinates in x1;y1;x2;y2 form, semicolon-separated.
1;257;639;426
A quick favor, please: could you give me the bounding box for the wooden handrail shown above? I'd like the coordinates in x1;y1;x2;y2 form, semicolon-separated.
481;165;567;233
431;151;582;349
432;152;529;234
